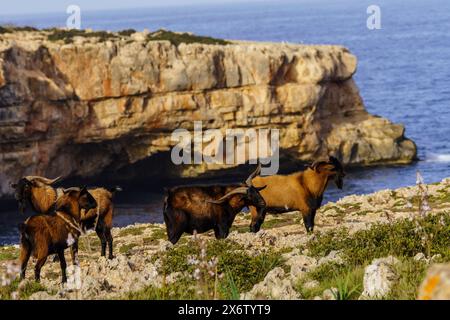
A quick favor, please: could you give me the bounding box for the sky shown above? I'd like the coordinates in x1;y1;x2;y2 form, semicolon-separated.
0;0;277;16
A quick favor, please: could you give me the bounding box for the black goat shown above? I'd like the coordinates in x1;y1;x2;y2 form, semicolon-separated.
163;165;266;244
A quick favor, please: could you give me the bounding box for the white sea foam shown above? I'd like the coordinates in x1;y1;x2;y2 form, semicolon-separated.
426;153;450;163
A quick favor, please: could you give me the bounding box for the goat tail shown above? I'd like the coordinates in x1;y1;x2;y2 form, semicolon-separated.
162;190;174;226
18;222;26;234
163;194;170;220
18;222;30;242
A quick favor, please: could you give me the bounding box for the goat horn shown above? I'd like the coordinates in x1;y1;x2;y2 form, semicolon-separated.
25;176;61;185
245;163;262;187
309;161;319;169
62;187;81;194
208;187;248;204
309;159;328;170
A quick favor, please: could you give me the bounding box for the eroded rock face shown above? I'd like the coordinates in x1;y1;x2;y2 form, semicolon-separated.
0;31;416;196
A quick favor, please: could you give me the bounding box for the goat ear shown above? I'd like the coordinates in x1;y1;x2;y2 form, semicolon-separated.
309;161;321;172
29;180;39;187
255;185;267;192
309;160;324;171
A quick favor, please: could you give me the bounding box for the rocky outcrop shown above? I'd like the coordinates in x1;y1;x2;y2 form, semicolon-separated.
0;30;416;196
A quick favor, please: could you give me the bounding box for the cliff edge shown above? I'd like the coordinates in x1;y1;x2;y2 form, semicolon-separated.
0;29;416;196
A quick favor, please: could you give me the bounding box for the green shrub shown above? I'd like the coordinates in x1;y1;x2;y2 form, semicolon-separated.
297;263;364;300
0;279;47;300
0;25;38;34
47;29;117;43
157;239;282;292
125;278;197;300
147;29;229;46
0;279;19;300
119;243;137;254
0;247;19;261
118;226;146;237
386;258;428;300
299;213;450;300
307;213;450;265
262;217;294;229
19;281;47;299
118;29;136;36
142;228;167;245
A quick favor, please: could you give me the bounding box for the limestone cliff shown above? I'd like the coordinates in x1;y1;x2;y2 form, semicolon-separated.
0;30;416;196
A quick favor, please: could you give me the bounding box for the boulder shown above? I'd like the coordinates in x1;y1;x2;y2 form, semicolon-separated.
241;267;300;300
360;256;400;299
418;263;450;300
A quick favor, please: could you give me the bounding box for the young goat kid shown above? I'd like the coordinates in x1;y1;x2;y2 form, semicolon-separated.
163;165;266;244
10;176;120;259
18;187;97;283
249;156;345;233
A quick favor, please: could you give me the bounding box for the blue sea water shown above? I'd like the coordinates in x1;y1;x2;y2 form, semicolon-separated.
0;0;449;244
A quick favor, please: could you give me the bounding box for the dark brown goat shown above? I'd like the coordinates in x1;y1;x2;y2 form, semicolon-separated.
18;187;97;283
163;165;267;244
249;156;345;233
10;176;121;259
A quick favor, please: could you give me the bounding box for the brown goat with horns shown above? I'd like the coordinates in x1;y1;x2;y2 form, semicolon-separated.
163;165;267;244
249;156;345;233
10;176;121;259
18;187;97;283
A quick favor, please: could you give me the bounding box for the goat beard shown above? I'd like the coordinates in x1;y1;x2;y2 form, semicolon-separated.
334;175;344;189
18;201;26;214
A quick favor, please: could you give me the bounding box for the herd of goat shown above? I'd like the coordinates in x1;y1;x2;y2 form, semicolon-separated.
9;156;345;284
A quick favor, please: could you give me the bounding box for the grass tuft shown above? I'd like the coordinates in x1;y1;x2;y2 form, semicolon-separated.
0;247;19;261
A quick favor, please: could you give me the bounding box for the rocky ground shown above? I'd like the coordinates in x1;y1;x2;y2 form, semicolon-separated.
1;177;449;300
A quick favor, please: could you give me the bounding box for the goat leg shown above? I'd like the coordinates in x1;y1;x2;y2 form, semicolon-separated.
164;208;187;245
303;210;316;233
34;257;47;282
249;206;266;233
96;226;107;257
105;228;114;260
214;224;229;239
57;250;67;283
19;245;31;280
70;242;79;266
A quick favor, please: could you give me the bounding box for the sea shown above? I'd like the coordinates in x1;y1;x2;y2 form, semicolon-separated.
0;0;449;244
